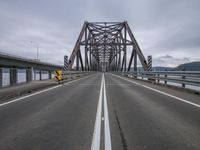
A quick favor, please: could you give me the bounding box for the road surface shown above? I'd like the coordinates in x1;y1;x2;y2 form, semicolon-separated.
0;73;199;150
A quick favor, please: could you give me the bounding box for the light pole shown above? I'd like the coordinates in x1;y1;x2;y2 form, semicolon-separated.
30;41;39;60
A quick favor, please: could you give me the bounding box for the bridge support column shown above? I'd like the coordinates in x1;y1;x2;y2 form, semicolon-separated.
26;67;33;82
10;67;17;86
0;68;2;87
39;70;42;80
48;70;52;79
33;69;36;80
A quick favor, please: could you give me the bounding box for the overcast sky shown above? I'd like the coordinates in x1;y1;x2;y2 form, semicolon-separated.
0;0;200;67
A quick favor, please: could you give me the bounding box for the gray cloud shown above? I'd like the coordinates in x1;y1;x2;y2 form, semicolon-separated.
0;0;200;66
153;54;191;67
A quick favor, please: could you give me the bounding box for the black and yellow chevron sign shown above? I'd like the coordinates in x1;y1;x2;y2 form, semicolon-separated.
54;70;61;81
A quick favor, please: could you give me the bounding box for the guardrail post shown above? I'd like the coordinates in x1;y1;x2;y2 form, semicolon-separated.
0;68;2;87
133;72;137;78
164;74;167;85
157;74;160;83
182;75;185;88
10;67;18;86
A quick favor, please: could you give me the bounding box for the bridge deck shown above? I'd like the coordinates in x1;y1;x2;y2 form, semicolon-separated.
0;73;199;150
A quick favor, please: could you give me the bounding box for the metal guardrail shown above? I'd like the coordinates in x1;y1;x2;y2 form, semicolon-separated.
57;71;95;83
113;71;200;89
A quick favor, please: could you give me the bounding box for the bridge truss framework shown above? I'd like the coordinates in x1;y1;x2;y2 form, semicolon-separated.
68;21;148;71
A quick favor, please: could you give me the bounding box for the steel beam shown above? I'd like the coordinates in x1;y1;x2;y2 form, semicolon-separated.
134;50;137;71
125;22;148;71
76;50;79;71
79;49;84;71
68;21;148;72
68;22;87;70
128;48;134;71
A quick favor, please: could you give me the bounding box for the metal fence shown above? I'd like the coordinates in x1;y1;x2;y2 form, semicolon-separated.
113;71;200;90
54;71;95;83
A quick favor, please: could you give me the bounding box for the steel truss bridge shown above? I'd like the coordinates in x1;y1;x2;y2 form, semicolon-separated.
0;21;200;150
68;21;148;71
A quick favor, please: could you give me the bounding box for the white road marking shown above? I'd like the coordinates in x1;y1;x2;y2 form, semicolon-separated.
105;83;133;86
103;74;112;150
91;74;103;150
112;74;200;108
91;73;112;150
0;75;92;107
79;84;98;85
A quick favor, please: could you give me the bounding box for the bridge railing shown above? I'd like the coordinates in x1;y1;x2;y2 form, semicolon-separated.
62;71;93;78
56;71;95;83
113;71;200;90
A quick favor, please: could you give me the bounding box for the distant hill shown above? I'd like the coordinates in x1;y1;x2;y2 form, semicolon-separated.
130;66;173;71
174;62;200;71
129;62;200;71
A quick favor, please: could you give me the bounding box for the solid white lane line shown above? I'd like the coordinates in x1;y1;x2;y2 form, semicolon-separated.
91;74;104;150
103;74;112;150
0;85;61;107
112;74;200;108
0;75;92;107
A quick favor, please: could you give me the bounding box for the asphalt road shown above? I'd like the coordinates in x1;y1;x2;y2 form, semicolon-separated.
105;73;200;150
0;73;200;150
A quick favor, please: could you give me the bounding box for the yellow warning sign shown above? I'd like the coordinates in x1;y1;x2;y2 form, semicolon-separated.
54;70;61;81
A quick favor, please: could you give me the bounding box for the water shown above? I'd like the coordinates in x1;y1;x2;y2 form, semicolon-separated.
1;68;53;87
